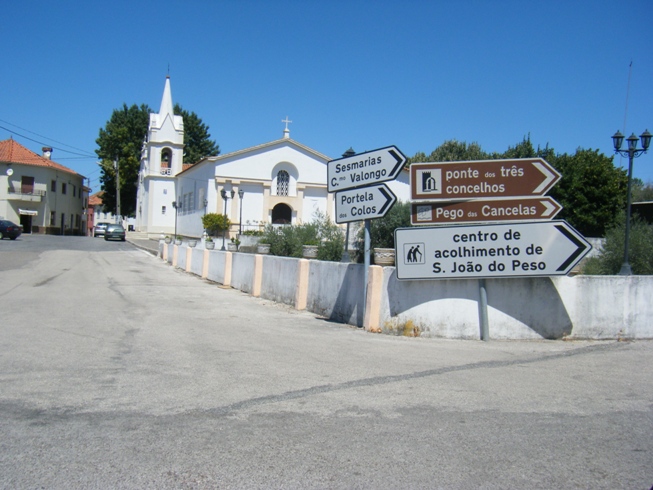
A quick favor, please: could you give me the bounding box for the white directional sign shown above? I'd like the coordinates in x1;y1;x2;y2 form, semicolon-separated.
328;146;407;192
395;220;591;280
335;183;397;224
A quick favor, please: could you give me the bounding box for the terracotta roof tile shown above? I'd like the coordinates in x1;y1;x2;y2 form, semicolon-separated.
0;138;83;177
88;191;104;206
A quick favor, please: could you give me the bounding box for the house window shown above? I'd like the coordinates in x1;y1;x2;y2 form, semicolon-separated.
162;206;166;215
62;183;67;195
277;170;289;196
50;211;56;225
51;180;57;192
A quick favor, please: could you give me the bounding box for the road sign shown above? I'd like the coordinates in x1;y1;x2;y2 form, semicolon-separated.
336;183;397;224
394;220;591;280
328;146;407;192
410;158;561;201
411;197;562;225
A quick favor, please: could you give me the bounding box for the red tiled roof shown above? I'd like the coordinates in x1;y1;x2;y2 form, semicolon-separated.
0;138;82;176
88;191;104;206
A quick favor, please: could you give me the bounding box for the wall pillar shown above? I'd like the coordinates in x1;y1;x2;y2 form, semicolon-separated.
295;259;310;310
253;254;263;297
363;265;384;332
224;251;233;287
201;249;210;279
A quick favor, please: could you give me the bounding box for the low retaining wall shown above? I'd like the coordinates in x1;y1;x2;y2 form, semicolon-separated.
160;241;653;340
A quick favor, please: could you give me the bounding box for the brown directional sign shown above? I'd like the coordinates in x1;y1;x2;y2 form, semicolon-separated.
411;197;563;225
410;158;561;201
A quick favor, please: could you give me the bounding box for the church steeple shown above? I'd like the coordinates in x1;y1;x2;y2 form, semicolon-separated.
159;75;174;118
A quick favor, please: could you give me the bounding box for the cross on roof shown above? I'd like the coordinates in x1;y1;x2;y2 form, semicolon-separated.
282;116;292;131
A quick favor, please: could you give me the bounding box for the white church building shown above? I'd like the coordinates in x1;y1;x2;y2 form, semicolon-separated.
135;76;409;239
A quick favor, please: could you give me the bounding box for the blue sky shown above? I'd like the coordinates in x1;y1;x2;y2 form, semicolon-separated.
2;0;651;194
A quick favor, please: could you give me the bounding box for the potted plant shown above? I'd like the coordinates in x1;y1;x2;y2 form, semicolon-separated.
227;236;240;252
164;235;172;244
188;238;198;247
174;236;182;245
302;239;319;259
205;236;215;250
202;213;231;249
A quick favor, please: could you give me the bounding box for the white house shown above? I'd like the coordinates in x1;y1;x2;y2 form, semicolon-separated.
0;139;88;235
135;76;410;239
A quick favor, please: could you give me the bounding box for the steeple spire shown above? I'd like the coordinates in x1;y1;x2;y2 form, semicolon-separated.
159;75;174;117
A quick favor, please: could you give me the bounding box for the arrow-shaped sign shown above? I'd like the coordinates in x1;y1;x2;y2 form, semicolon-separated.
394;220;591;280
335;183;397;224
411;197;563;225
328;146;406;192
410;158;561;201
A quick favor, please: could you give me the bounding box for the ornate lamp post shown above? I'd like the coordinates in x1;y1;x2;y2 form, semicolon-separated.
238;189;244;236
220;188;235;251
172;200;180;239
611;129;651;275
341;147;356;262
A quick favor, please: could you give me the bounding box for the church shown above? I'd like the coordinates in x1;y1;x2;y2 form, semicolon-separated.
135;76;409;239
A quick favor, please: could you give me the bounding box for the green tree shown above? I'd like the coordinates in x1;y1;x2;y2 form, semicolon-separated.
631;178;653;203
408;139;488;165
96;103;219;217
548;149;627;237
96;104;150;217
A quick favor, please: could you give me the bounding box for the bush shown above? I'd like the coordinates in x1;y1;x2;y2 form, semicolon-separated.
202;213;230;237
259;212;344;261
581;212;653;275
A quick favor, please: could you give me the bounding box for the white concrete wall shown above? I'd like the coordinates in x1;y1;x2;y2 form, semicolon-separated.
306;261;366;326
379;269;653;339
161;243;653;340
259;255;300;306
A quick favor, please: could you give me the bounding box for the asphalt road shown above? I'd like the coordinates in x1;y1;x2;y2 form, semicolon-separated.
1;234;652;489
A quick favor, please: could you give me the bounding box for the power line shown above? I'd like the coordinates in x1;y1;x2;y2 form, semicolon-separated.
0;121;96;158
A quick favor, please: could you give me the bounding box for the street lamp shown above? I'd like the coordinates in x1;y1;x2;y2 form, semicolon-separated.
341;147;356;262
611;129;652;275
238;189;244;236
172;199;181;239
220;188;235;250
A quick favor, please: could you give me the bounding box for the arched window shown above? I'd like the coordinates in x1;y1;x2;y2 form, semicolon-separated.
161;148;172;175
276;170;289;196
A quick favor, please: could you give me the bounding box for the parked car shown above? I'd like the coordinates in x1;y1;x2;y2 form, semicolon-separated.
104;224;126;241
93;222;110;237
0;220;22;240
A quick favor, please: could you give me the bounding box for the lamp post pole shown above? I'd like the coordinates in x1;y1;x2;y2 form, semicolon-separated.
220;189;235;251
172;200;179;239
340;147;356;263
611;129;651;275
220;189;228;250
238;189;244;236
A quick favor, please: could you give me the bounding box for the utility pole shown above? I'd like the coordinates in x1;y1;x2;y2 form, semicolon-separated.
115;157;121;224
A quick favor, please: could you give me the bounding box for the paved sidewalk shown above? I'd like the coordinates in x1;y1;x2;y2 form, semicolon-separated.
126;235;161;255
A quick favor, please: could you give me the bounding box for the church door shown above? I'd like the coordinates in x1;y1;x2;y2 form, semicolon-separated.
272;203;292;224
